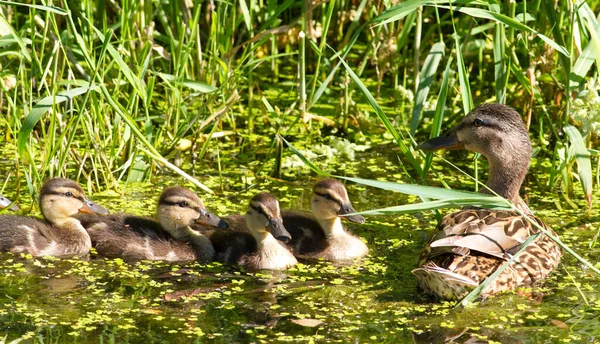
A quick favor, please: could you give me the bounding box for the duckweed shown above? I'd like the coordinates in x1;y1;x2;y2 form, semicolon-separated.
1;139;599;343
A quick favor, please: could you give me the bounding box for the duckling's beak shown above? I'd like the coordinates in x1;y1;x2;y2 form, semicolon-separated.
79;199;110;215
195;209;229;229
0;196;20;212
267;217;291;243
338;203;365;224
418;130;464;151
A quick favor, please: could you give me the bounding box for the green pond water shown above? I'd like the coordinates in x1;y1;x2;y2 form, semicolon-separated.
0;126;599;343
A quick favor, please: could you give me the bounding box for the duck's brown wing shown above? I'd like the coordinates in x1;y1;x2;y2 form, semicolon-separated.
415;209;562;299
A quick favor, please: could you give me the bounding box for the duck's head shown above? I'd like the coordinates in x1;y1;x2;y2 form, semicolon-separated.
311;179;365;224
245;192;291;243
0;195;20;212
157;187;228;238
418;103;532;202
39;178;109;225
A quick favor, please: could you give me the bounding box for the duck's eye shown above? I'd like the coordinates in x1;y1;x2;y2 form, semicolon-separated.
255;207;265;215
206;213;212;218
179;201;189;207
324;194;334;201
473;119;485;127
65;192;73;197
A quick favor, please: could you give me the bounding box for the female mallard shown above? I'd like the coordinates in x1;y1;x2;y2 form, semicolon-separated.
282;179;368;261
0;178;109;257
412;103;562;300
78;187;227;263
209;192;297;270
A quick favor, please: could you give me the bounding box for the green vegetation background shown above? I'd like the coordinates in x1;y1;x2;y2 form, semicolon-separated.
0;0;598;205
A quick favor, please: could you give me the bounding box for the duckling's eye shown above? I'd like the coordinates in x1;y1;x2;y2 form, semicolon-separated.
179;201;189;207
473;119;485;127
324;194;334;201
65;192;73;197
255;207;265;215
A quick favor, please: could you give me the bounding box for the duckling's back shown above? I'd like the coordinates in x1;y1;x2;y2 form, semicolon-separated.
281;211;329;255
0;215;57;255
78;213;198;262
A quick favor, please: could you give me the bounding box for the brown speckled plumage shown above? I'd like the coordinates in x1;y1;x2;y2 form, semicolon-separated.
413;104;563;299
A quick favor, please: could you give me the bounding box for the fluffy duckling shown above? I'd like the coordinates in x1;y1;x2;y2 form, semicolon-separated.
209;192;297;270
283;179;368;261
0;195;20;212
79;187;227;263
0;178;109;257
413;103;562;300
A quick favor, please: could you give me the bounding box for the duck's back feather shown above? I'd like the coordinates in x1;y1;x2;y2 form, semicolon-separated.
414;208;562;299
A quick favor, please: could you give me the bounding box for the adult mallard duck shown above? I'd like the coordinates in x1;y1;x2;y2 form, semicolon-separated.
412;103;562;300
78;186;227;263
209;192;297;270
0;178;109;257
282;179;368;261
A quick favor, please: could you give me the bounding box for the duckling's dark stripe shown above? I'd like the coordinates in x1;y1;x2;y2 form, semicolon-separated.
160;200;201;212
43;191;85;202
250;204;269;218
314;192;342;206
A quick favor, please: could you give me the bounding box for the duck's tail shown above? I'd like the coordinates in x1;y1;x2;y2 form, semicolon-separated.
412;262;478;300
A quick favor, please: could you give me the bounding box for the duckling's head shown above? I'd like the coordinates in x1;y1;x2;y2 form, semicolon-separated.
157;187;228;238
39;178;109;225
0;195;20;212
245;192;291;243
311;179;365;224
418;103;532;201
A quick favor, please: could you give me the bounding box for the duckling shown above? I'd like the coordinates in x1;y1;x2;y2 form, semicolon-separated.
412;103;562;300
209;192;297;270
0;178;109;257
282;179;368;261
0;195;20;212
79;187;227;263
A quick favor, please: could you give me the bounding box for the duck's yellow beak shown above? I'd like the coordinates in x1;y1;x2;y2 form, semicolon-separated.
418;131;464;151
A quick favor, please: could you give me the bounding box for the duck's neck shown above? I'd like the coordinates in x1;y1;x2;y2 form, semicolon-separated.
317;217;345;238
483;153;530;203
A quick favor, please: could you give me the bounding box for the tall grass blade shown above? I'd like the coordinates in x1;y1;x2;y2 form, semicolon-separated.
17;85;100;160
570;42;596;89
334;51;423;177
351;197;511;216
424;57;453;174
564;125;593;209
337;176;509;202
157;72;217;93
454;35;473;114
283;137;508;203
582;17;600;81
489;2;507;103
439;5;570;57
0;1;67;14
411;42;445;135
0;14;31;63
88;24;147;103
